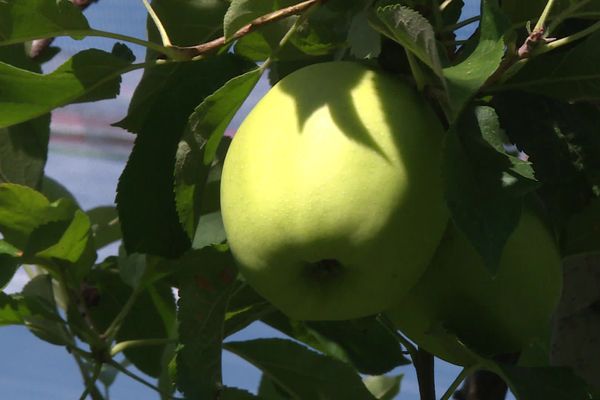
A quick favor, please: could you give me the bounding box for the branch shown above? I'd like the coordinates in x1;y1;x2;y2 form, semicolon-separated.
172;0;328;59
414;347;436;400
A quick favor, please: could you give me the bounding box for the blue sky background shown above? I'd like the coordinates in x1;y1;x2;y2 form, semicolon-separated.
0;1;513;399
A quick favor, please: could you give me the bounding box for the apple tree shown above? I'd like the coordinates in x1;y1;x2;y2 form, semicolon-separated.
1;0;600;399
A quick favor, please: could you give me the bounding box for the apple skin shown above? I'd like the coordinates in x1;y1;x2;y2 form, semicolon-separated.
386;209;563;365
220;61;448;321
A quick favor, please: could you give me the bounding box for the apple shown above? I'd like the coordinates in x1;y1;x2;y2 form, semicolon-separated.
220;61;448;321
386;208;563;365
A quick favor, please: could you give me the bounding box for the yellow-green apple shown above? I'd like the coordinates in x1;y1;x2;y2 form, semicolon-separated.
386;208;563;365
220;61;448;320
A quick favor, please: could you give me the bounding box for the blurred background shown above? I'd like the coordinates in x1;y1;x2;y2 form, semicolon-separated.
1;1;486;398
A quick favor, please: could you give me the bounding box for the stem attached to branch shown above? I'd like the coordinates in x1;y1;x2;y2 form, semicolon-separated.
110;338;177;357
440;366;475;400
78;363;104;400
377;315;436;399
108;360;183;400
141;0;172;47
174;0;328;60
534;0;558;32
102;288;142;343
260;0;322;72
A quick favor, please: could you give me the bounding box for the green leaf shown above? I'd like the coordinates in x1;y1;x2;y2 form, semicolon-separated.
443;0;509;118
31;210;92;263
88;265;175;377
442;106;538;272
116;55;254;258
0;256;18;289
0;0;89;45
192;69;261;166
501;0;600;24
21;274;72;346
225;338;376;400
363;374;402;400
501;30;600;102
40;176;78;204
369;3;443;79
117;247;146;289
174;70;260;239
224;284;274;337
258;374;292;399
0;291;29;325
223;0;277;41
348;9;382;59
492;92;600;224
192;211;227;249
176;247;238;399
474;106;536;181
0;183;69;248
147;0;229;51
0;240;21;257
0;45;134;129
0;44;49;188
495;364;593;400
263;312;410;375
86;206;121;250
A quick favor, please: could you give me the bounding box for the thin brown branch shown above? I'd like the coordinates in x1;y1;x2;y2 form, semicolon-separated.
173;0;327;59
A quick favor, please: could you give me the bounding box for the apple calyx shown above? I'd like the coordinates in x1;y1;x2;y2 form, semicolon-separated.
305;259;344;282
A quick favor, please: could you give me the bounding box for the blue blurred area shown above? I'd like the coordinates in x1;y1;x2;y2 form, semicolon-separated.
0;1;501;399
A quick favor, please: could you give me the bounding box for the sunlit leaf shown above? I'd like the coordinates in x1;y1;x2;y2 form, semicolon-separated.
443;0;509;118
0;45;134;128
116;55;254;258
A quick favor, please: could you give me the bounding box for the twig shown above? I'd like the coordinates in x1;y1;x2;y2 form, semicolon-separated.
72;352;104;400
142;0;172;47
441;16;480;33
414;348;436;400
173;0;328;60
110;338;177;357
440;366;474;400
78;363;103;400
376;314;419;361
537;20;600;55
534;0;558;32
108;360;183;400
102;288;142;342
439;0;456;12
260;0;322;71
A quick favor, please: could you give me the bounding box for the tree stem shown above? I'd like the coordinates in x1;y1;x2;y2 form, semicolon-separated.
415;347;436;400
441;366;475;400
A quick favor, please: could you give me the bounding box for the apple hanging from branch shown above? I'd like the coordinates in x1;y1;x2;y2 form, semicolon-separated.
386;208;563;365
220;61;448;321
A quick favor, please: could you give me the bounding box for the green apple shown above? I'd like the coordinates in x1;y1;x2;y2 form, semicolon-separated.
220;61;448;321
386;208;563;365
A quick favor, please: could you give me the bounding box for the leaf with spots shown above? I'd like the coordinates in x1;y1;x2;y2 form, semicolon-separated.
175;247;239;399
